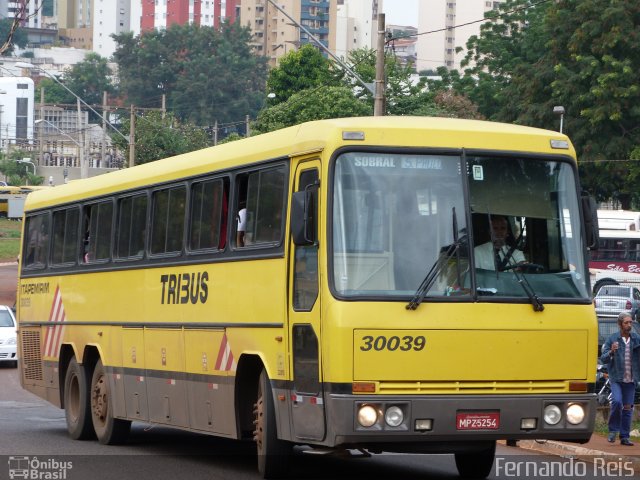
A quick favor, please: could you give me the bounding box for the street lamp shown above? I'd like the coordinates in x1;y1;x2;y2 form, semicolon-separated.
14;62;130;145
553;105;565;134
16;158;36;184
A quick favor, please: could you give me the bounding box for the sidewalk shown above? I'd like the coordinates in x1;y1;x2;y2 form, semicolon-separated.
515;433;640;469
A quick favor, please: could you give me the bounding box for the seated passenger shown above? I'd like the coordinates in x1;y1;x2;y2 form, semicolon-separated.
474;215;525;270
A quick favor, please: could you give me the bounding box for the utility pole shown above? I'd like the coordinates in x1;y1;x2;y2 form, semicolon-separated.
214;120;218;146
38;87;44;165
78;98;88;179
162;94;166;119
129;105;136;168
374;13;386;116
102;91;108;168
245;115;250;137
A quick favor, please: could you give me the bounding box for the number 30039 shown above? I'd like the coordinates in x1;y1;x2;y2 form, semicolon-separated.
359;335;426;352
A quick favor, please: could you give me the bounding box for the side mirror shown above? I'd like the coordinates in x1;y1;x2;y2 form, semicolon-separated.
291;185;317;246
582;193;599;250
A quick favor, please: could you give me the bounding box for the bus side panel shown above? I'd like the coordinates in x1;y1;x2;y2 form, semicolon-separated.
122;327;149;421
184;329;236;436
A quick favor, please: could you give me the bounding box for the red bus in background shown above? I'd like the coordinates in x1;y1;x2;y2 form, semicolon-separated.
590;210;640;293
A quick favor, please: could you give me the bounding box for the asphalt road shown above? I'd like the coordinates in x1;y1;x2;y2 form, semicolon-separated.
1;364;631;480
0;263;17;308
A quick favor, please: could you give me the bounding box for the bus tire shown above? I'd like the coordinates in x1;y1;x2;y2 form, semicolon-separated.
90;359;131;445
63;357;95;440
454;441;495;478
254;369;291;478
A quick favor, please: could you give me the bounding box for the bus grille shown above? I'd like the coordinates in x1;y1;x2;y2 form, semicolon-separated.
21;330;43;381
377;380;568;394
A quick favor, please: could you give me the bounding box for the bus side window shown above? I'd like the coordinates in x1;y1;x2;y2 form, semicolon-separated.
82;201;114;263
23;214;50;269
189;177;228;252
51;207;80;266
116;194;148;259
235;166;286;248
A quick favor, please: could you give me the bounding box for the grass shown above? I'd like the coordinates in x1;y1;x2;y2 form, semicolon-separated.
594;407;640;440
0;218;21;263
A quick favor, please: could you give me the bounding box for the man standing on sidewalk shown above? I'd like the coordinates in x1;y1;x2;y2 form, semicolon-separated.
600;312;640;446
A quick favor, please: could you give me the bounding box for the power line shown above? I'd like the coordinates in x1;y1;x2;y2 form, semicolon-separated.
387;0;553;43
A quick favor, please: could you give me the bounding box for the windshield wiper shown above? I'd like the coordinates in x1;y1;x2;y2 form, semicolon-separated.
407;207;466;310
503;258;545;312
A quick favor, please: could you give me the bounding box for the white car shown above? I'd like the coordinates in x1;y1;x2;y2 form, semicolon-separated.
0;305;17;368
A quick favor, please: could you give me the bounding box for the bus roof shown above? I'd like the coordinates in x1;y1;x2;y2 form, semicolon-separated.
24;116;575;212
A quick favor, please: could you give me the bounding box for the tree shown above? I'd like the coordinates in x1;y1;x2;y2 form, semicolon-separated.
0;151;43;186
0;17;28;56
436;0;640;206
252;86;371;134
111;111;210;165
113;23;268;126
266;44;340;105
35;53;116;122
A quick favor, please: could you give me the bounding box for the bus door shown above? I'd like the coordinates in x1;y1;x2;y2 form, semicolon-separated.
288;160;324;441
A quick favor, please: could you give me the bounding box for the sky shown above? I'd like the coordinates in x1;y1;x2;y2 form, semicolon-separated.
383;0;420;27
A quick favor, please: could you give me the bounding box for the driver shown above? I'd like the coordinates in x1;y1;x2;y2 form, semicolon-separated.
474;215;526;270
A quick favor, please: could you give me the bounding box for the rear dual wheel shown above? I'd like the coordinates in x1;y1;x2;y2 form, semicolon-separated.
63;357;95;440
90;359;131;444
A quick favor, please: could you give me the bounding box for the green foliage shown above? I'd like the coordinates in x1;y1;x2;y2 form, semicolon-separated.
266;44;340;105
344;48;427;114
0;18;28;56
0;150;43;185
111;111;210;165
35;53;116;122
436;0;640;205
218;132;244;144
253;86;371;134
113;23;268;126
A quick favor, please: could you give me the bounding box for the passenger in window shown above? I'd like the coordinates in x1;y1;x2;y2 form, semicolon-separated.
474;215;525;270
236;201;247;247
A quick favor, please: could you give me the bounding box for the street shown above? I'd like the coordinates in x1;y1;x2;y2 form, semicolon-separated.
2;364;635;480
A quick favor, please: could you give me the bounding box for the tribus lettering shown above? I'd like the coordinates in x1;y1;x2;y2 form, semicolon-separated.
160;272;209;304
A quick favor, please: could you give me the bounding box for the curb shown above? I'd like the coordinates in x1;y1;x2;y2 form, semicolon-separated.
515;439;640;469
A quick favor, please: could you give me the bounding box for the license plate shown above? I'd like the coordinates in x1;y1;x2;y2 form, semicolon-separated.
456;412;500;430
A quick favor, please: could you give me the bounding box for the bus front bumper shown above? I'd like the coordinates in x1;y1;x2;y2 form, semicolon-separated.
321;393;595;449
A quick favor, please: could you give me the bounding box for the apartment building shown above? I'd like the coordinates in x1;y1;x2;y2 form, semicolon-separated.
241;0;336;66
335;0;381;59
417;0;504;72
140;0;240;32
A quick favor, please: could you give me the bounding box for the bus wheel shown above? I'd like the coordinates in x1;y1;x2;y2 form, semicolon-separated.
90;359;131;445
454;441;495;478
254;369;291;478
63;357;95;440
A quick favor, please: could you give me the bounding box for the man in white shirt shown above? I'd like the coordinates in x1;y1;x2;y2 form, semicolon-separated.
474;215;525;270
236;207;247;247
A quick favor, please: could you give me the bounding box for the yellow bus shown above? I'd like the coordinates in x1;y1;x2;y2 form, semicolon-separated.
17;117;598;478
0;185;50;217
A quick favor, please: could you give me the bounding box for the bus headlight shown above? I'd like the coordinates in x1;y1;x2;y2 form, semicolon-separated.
384;406;404;427
357;405;378;427
543;405;562;425
566;403;585;425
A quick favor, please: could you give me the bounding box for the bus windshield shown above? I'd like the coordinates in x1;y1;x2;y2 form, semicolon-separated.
331;151;590;301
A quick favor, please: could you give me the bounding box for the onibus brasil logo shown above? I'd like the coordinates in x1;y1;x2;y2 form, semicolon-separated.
8;456;73;479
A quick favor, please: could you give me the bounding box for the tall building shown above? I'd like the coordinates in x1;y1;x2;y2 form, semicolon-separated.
335;0;381;59
417;0;504;72
56;0;133;57
140;0;241;32
4;0;44;28
241;0;336;66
